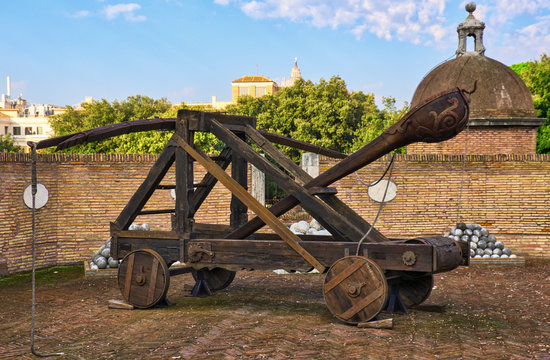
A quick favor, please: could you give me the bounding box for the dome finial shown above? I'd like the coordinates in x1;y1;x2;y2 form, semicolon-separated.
456;2;486;57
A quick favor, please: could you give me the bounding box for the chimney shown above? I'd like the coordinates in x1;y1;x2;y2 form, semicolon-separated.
6;76;11;98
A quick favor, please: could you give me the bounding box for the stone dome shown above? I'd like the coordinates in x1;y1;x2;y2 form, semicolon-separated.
411;2;537;120
411;55;536;118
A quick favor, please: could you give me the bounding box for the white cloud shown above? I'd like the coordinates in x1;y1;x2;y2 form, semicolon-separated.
217;0;550;59
103;3;146;22
71;10;91;18
235;0;450;45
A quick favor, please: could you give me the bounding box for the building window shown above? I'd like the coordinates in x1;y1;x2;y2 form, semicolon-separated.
37;127;43;135
25;127;33;135
13;127;21;135
4;126;8;135
255;87;266;97
238;87;249;97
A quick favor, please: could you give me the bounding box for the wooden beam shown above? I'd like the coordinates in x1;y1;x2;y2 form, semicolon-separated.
245;124;386;241
172;133;326;273
114;144;176;230
175;117;195;234
191;146;232;215
210;119;367;242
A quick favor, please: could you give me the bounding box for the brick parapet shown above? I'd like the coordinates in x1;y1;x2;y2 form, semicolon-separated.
1;152;549;274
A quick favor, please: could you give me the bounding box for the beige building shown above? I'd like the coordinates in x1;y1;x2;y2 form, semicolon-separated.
0;76;63;151
231;75;279;103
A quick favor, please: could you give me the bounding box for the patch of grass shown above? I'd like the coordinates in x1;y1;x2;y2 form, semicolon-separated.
0;264;84;288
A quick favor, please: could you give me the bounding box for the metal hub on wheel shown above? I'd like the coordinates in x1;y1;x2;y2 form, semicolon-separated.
118;249;170;308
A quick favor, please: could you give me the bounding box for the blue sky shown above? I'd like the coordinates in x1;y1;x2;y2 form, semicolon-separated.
1;0;549;108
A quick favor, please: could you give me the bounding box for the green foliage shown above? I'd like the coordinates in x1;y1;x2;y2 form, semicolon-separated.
49;95;174;153
511;54;550;153
49;96;226;154
226;76;406;161
0;133;22;152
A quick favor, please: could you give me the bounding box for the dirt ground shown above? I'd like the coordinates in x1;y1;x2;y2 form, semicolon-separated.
0;260;549;360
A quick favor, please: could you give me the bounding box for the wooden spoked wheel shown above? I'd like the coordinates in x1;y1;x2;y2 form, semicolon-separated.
398;272;434;308
324;256;388;324
118;249;170;308
192;268;236;292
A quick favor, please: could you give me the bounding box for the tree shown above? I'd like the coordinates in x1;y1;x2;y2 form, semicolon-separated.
49;96;225;154
511;54;550;153
0;134;22;152
226;76;405;161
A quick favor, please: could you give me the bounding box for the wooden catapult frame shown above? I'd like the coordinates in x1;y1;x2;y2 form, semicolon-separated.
35;86;474;324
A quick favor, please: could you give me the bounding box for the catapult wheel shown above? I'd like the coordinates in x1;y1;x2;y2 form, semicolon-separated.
323;256;388;324
118;249;170;308
398;272;434;308
192;267;236;292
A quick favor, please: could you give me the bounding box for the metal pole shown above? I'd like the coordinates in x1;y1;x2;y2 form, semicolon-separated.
29;142;65;357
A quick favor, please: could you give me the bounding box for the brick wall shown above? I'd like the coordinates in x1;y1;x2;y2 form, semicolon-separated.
1;152;549;274
320;153;550;258
0;153;234;274
407;127;538;155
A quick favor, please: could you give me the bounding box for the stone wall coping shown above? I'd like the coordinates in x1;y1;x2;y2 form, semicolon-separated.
468;117;545;127
321;153;550;163
3;152;550;164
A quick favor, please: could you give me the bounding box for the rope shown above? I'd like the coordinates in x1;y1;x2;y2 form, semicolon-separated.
354;153;395;187
455;121;470;225
355;153;396;256
30;143;65;357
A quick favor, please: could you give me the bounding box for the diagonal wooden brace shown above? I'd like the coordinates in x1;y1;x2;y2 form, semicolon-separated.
172;134;327;273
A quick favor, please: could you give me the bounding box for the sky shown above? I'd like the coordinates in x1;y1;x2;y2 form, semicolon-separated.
1;0;549;108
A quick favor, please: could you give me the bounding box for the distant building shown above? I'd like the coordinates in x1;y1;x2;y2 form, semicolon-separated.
280;58;302;88
231;75;279;103
0;76;64;151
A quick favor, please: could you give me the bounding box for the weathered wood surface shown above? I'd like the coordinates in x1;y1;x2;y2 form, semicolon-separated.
113;145;176;231
324;256;388;324
117;249;170;308
175;117;195;234
209;118;363;242
229;88;471;240
245;124;387;242
357;318;393;329
172;133;327;273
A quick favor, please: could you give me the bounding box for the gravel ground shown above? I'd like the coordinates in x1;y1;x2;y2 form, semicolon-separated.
0;260;548;359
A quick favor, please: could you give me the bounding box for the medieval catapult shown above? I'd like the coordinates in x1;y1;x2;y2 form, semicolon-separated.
34;86;473;324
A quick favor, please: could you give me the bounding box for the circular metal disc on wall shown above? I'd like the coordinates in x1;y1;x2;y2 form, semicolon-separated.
23;184;49;209
367;180;397;203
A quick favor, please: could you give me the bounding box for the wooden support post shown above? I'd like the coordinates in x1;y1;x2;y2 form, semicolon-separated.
172;134;326;273
175;114;195;234
230;132;248;228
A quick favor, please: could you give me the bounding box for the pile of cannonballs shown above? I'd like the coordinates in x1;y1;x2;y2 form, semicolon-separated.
445;222;517;259
88;223;150;270
289;219;331;236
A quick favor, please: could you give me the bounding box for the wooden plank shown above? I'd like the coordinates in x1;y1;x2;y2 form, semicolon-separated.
123;253;135;300
178;109;256;132
357;318;393;329
324;260;365;292
230;132;248;228
210;119;362;242
339;287;384;320
114;144;176;230
116;230;179;240
191;146;232;215
172;133;326;273
175;116;195;234
147;257;159;304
